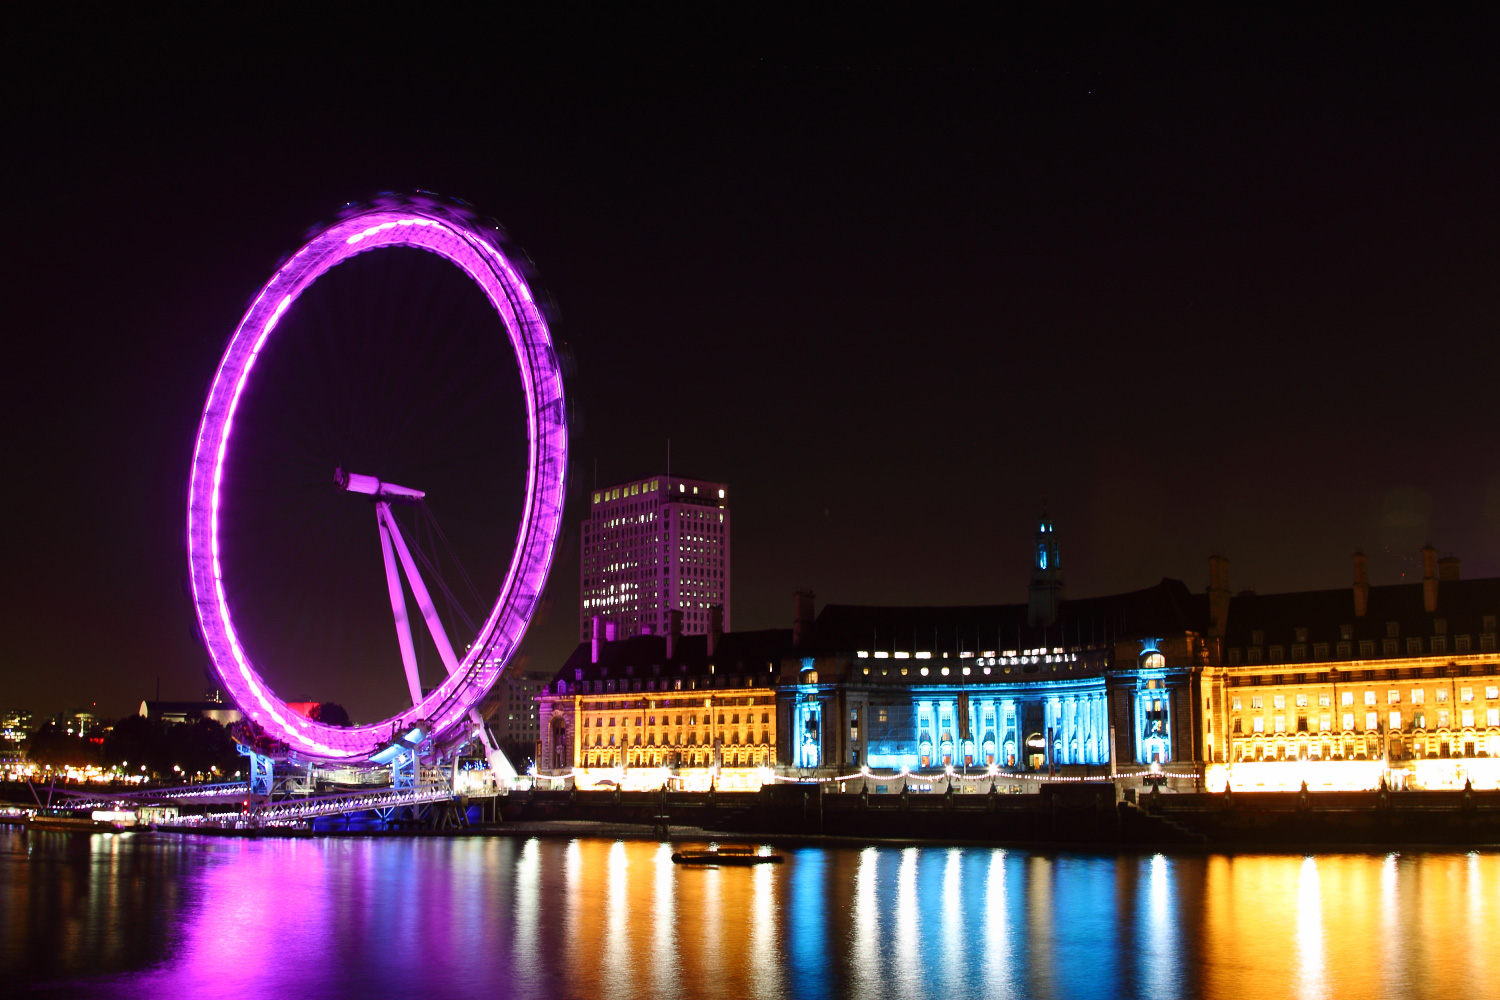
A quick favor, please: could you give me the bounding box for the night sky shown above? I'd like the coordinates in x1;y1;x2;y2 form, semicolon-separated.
5;8;1500;722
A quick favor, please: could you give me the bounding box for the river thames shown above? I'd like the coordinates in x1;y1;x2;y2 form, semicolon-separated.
4;828;1497;998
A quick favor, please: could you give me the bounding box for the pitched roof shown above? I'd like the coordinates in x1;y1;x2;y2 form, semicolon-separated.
803;578;1208;654
1225;577;1500;646
551;628;794;685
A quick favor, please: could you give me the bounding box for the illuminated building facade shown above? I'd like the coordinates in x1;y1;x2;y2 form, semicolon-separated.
538;610;789;791
1204;548;1500;790
579;475;730;640
778;515;1213;778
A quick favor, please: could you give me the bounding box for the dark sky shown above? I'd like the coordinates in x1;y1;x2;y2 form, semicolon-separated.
4;8;1500;721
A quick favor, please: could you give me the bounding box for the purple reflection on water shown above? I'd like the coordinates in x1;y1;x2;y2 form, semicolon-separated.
7;830;1500;999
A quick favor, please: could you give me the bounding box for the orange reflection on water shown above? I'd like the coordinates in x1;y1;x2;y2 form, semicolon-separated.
1202;851;1500;1000
8;830;1500;999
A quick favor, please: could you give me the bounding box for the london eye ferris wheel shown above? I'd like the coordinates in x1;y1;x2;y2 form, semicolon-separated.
185;195;568;765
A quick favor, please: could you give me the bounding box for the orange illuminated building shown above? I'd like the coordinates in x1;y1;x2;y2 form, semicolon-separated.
1204;547;1500;790
536;608;790;791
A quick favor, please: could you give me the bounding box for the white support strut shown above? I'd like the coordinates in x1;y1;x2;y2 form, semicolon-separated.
376;501;425;707
381;508;461;675
363;474;519;782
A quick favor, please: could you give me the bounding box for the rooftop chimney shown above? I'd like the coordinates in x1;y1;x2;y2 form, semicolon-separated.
1207;554;1231;639
1439;556;1461;582
1422;544;1439;613
793;591;816;648
666;609;683;660
708;605;723;657
591;615;603;664
1353;551;1369;617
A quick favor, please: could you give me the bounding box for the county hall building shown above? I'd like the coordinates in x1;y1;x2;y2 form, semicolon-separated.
538;509;1500;793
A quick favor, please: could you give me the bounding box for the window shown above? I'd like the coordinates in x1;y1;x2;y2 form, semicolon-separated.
1386;622;1400;638
1270;645;1285;662
1457;635;1472;653
1232;718;1242;733
1463;687;1475;702
1251;630;1265;645
1342;713;1355;730
1274;715;1286;733
1314;643;1329;658
1228;648;1242;665
1407;637;1424;655
1231;696;1242;711
1274;695;1286;710
1296;694;1309;708
1319;693;1331;707
1364;691;1377;706
1484;634;1496;652
1439;710;1450;728
1248;647;1263;663
1489;687;1499;700
1431;636;1447;655
1437;688;1449;703
1320;714;1332;732
1297;715;1308;732
1383;639;1399;655
1463;709;1475;728
1390;711;1402;731
1489;708;1500;728
1486;616;1497;633
1360;640;1375;657
1342;691;1354;707
1251;696;1264;710
1366;712;1378;731
1337;642;1351;658
1388;690;1401;705
1253;717;1265;733
1411;689;1425;705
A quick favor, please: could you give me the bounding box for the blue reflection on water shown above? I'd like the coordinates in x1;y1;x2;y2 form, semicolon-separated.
788;847;831;999
5;830;1499;1000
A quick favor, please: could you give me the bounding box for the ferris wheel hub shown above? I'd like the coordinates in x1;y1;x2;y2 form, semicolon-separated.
334;467;426;501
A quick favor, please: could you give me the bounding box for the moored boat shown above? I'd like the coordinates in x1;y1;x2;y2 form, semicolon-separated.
672;848;783;865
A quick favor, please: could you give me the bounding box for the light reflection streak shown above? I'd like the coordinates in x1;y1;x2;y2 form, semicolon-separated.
1135;853;1181;999
601;840;630;1000
513;838;540;991
983;849;1014;998
1024;854;1054;992
852;847;883;1000
652;843;677;1000
1294;856;1327;1000
939;848;964;996
750;859;783;1000
893;847;921;999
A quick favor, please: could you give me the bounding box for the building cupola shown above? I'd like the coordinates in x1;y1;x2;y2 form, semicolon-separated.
1028;502;1066;627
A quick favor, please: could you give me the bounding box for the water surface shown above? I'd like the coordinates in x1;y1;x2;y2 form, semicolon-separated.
4;829;1496;998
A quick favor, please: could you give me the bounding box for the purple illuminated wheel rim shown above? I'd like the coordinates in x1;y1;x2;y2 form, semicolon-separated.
186;198;567;760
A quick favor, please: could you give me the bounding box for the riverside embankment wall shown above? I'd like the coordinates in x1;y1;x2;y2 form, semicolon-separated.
499;783;1500;847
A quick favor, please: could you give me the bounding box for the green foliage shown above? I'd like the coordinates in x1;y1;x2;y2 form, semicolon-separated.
26;722;100;767
101;715;240;778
